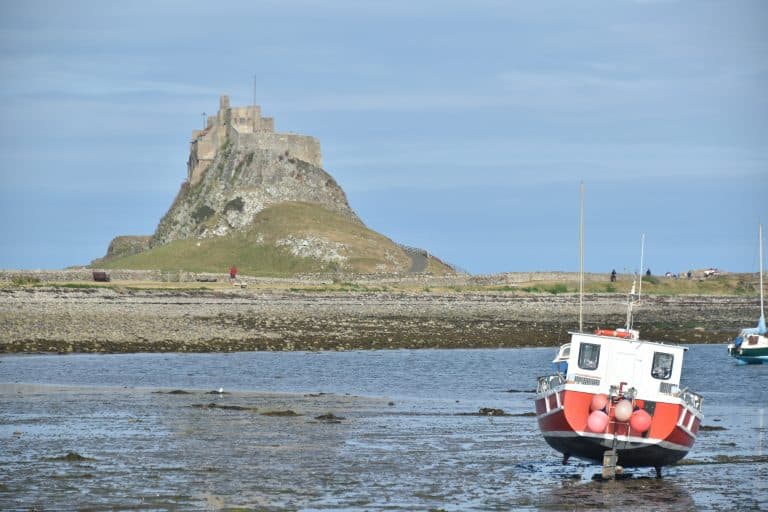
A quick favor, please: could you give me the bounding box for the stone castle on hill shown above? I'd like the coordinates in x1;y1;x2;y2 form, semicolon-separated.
187;95;322;186
150;94;361;246
95;94;365;264
94;93;449;274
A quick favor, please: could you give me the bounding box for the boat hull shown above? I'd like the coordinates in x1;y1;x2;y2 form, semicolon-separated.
728;339;768;364
731;354;768;364
541;429;692;467
535;388;699;468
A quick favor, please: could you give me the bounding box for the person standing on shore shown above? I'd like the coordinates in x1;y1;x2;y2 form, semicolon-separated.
229;265;237;283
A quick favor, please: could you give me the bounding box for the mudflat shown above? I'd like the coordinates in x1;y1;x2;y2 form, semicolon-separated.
0;286;752;353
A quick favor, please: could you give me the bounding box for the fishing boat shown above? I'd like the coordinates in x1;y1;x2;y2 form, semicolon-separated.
534;184;703;478
727;224;768;364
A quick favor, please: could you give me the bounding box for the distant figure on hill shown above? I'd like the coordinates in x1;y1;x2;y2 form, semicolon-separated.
229;265;237;282
610;269;617;282
646;269;652;277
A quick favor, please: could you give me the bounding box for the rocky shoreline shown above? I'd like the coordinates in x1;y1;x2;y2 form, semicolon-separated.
0;286;753;353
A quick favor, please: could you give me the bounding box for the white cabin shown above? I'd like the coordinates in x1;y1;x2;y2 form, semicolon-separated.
563;332;687;402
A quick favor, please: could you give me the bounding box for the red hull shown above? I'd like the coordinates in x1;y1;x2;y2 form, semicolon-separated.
535;388;699;468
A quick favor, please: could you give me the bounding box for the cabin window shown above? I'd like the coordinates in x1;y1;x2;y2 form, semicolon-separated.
578;343;600;370
651;352;674;380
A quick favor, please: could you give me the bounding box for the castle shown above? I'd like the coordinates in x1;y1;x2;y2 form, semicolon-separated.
92;93;447;274
187;95;322;185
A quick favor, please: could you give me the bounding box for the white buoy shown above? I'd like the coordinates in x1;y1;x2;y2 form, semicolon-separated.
614;399;633;422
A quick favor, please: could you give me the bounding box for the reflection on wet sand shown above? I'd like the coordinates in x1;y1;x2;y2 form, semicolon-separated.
539;474;696;511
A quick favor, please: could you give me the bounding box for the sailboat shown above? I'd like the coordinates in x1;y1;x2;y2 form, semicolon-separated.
727;224;768;364
534;183;703;478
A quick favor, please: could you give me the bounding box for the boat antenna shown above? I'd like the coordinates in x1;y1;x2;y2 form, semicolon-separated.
625;233;644;331
579;181;584;333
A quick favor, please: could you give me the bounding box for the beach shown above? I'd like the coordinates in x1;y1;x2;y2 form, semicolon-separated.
0;285;755;353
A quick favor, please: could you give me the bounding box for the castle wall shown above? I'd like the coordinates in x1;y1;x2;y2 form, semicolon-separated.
233;131;322;168
187;94;322;183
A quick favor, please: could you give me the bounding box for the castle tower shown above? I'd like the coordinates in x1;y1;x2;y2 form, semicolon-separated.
187;94;322;185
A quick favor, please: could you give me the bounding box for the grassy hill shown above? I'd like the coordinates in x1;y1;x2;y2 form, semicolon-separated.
101;202;450;276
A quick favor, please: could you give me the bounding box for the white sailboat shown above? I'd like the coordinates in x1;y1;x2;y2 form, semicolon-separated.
727;224;768;364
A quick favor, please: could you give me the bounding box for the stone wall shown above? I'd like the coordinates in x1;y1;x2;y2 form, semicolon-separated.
469;272;609;285
232;130;322;169
0;269;610;287
0;269;164;283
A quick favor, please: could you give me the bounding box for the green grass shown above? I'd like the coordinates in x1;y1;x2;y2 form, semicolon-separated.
519;284;569;294
545;283;569;294
11;275;40;286
102;201;419;276
102;236;325;276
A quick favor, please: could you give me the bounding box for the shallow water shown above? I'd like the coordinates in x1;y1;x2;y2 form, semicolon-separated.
0;345;766;510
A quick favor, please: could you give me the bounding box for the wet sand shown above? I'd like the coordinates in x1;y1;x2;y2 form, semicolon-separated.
0;287;755;353
1;380;765;511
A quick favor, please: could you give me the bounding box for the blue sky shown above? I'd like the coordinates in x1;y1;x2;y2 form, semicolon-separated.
0;0;765;274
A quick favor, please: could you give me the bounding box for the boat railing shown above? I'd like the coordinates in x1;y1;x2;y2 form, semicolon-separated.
537;374;565;394
659;382;704;412
680;388;704;412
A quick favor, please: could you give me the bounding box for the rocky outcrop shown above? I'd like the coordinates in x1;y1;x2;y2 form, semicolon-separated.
91;236;152;265
153;136;361;246
92;95;444;275
151;99;362;247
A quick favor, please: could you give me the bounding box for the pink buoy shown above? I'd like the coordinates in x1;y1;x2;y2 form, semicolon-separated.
630;409;652;433
590;394;608;411
587;410;609;432
614;399;633;422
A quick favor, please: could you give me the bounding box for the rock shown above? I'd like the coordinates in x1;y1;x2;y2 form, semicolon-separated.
261;410;299;417
46;452;95;462
191;403;257;411
315;413;345;422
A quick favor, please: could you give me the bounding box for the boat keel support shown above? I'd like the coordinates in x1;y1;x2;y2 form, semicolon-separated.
602;449;620;480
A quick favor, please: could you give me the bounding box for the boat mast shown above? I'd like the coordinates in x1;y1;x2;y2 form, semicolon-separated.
579;182;584;333
760;223;765;324
638;233;645;302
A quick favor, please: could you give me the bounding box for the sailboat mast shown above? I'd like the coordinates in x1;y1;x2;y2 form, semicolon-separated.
761;223;764;319
638;233;645;302
579;182;584;333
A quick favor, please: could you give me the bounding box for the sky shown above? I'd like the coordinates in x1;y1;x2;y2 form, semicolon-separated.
0;0;766;274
